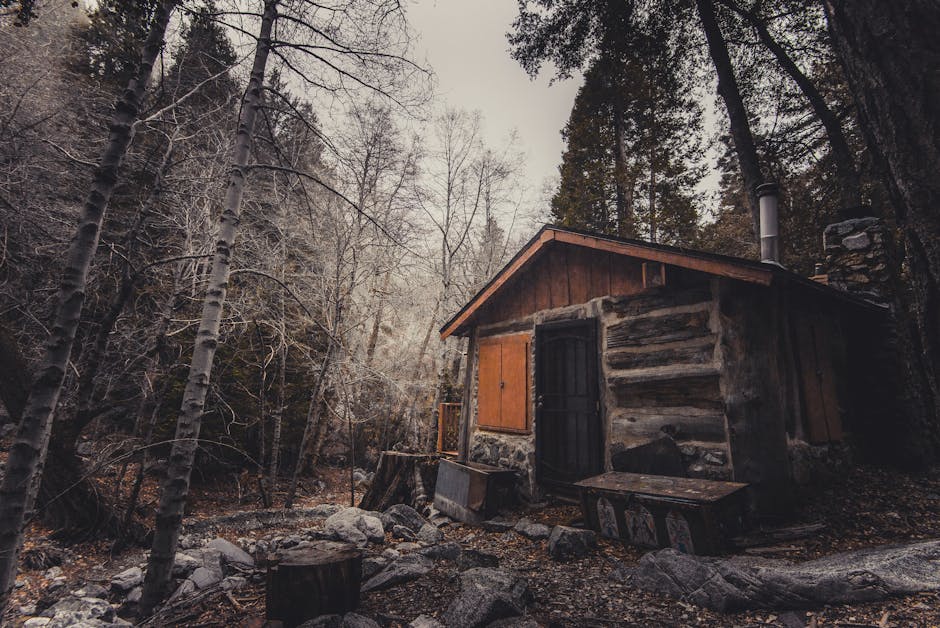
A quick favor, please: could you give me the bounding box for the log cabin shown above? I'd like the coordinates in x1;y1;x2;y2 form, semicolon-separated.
439;221;889;512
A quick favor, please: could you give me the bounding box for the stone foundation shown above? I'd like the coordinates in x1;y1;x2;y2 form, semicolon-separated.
468;431;537;501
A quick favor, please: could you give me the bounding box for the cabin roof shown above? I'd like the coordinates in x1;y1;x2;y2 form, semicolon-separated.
439;224;884;339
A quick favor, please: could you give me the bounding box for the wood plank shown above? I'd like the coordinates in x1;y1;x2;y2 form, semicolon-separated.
499;334;531;432
609;256;643;296
553;230;773;286
534;261;551;311
590;250;611;298
607;309;711;349
549;244;570;308
567;245;591;304
440;229;553;339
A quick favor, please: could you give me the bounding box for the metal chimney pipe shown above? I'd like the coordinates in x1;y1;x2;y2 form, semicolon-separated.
757;182;780;265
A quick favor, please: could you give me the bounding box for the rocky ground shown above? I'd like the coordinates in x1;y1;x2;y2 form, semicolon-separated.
5;464;940;627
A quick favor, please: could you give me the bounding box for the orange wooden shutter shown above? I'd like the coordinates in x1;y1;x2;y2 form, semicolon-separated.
477;339;502;429
499;335;530;431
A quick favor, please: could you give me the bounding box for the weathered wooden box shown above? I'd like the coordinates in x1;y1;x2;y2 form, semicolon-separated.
433;459;517;524
575;472;750;555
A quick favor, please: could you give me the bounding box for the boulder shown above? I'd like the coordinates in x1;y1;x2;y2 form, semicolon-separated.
610;436;686;476
221;576;247;591
324;508;385;547
486;619;540;628
362;557;388;580
417;523;444;544
635;540;940;612
206;537;255;572
360;554;432;592
125;586;142;604
170;578;196;601
547;526;596;561
443;568;530;628
39;595;115;623
392;524;417;541
409;614;444;628
72;583;108;599
513;519;550;541
171;552;201;578
395;542;422;552
110;567;142;593
383;504;427;534
190;566;223;589
419;541;462;562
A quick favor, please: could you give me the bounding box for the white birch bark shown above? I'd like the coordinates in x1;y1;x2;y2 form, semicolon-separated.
139;0;278;611
0;0;177;613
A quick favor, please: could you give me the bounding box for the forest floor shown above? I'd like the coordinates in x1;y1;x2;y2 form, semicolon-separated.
7;463;940;627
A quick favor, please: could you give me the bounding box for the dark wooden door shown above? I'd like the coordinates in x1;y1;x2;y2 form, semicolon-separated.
536;319;602;490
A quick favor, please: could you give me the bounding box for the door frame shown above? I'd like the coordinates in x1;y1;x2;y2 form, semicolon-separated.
534;317;603;492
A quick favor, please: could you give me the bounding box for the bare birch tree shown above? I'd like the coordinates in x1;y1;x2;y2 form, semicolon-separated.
0;0;177;612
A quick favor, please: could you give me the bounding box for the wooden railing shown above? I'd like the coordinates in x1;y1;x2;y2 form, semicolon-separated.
437;402;462;455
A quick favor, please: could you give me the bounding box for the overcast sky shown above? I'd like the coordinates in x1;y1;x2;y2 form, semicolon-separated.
406;0;582;202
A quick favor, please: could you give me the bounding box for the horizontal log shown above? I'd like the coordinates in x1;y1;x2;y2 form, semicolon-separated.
607;309;711;349
606;338;716;370
603;286;713;317
479;316;534;337
609;369;723;410
609;407;728;443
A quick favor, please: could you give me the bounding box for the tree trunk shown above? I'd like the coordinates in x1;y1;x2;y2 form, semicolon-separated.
140;0;277;612
722;0;861;209
824;0;940;463
364;269;392;368
613;97;631;237
284;300;341;509
358;451;439;512
265;543;363;627
0;0;177;613
695;0;764;239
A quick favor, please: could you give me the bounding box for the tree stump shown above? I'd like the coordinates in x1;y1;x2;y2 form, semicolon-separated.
266;541;363;627
358;451;440;512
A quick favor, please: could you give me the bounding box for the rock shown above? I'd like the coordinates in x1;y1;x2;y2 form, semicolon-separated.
443;568;530;628
610;436;686;476
298;613;380;628
362;557;388;580
513;519;550;541
481;518;516;533
381;548;401;561
419;541;462;562
395;542;422;552
635;540;940;612
310;503;345;518
703;451;726;466
19;603;37;615
777;611;806;628
392;524;417;541
169;578;196;601
843;231;871;250
172;552;201;578
547;526;596;561
206;537;255;571
383;504;427;533
125;586;142;604
110;567;143;593
44;566;63;579
325;508;385;547
24;619;51;627
41;595;115;623
190;565;223;589
417;523;444;544
409;615;445;627
360;554;433;592
221;576;247;591
72;583;108;599
457;548;499;571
